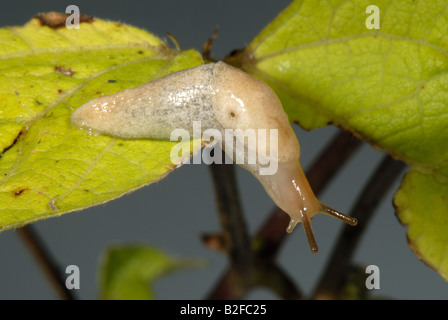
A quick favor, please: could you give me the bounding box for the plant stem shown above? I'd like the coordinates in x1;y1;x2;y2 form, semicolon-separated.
17;225;74;300
207;266;247;300
311;155;407;299
255;262;303;299
209;155;251;274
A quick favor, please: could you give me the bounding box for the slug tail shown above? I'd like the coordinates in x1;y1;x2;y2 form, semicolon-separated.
320;203;358;226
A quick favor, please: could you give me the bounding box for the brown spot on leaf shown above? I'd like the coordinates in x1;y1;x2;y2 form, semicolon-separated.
13;187;28;197
34;12;94;29
55;65;75;76
1;129;25;154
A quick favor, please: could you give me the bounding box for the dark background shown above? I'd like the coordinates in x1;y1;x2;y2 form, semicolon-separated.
0;0;447;299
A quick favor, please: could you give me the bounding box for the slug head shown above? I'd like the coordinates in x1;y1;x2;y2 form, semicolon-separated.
258;160;358;253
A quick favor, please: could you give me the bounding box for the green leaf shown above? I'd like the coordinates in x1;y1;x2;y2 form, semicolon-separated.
0;14;203;230
227;0;448;279
99;245;197;300
394;170;448;281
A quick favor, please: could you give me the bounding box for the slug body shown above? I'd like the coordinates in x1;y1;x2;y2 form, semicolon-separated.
71;62;357;252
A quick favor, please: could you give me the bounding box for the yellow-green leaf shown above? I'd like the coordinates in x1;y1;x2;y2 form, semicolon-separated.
394;170;448;281
99;245;196;300
226;0;448;280
0;13;203;230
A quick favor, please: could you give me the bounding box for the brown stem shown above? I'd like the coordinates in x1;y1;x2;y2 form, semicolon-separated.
209;153;251;274
17;225;74;300
207;258;303;300
207;266;247;300
256;262;303;300
312;155;407;299
202;27;219;62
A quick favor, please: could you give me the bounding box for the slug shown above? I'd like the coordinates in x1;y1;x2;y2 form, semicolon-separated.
71;61;357;253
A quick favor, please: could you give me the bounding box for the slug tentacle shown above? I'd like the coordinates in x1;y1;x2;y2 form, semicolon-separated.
71;61;358;253
267;160;357;253
320;204;358;226
300;210;318;253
